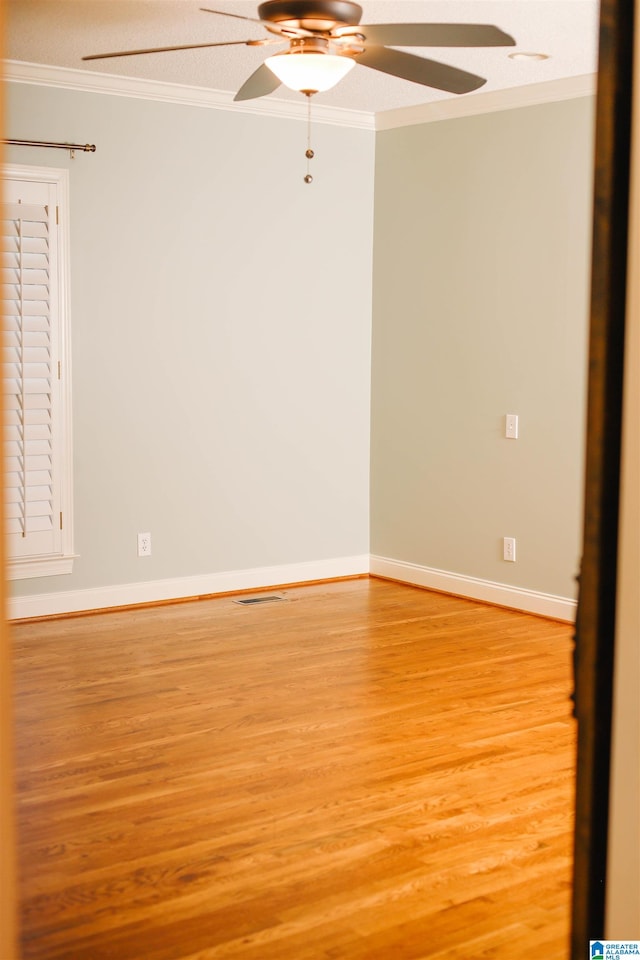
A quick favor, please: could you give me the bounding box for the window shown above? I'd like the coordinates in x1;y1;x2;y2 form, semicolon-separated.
2;165;74;579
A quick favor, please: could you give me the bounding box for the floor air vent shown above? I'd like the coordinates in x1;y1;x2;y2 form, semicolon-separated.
233;594;288;605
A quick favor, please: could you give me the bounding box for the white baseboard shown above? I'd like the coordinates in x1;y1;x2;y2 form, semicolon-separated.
370;555;577;622
7;555;370;620
8;554;578;622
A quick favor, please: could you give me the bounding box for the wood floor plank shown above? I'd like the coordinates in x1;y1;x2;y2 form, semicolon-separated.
12;579;575;959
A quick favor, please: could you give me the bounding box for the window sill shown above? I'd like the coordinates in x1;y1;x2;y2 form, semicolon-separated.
7;555;77;580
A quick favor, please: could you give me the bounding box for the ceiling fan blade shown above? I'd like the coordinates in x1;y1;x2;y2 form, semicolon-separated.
200;6;265;25
357;46;486;94
359;23;515;48
234;63;282;101
82;39;263;61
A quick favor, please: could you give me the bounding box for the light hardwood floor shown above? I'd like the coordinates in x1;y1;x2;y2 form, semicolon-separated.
12;578;576;959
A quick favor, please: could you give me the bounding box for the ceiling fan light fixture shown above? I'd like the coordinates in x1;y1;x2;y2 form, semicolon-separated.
265;50;355;93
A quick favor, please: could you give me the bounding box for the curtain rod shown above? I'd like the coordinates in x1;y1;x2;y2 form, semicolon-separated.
3;139;96;157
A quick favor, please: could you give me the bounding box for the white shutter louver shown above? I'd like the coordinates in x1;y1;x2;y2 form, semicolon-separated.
1;168;73;576
2;200;58;557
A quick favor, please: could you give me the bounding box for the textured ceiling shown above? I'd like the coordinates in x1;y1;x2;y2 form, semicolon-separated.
4;0;600;115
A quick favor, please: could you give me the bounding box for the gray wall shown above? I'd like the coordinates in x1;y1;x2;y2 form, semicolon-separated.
5;81;594;605
6;82;375;596
371;97;594;599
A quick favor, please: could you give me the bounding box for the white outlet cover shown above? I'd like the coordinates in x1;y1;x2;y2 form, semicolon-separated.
506;414;519;439
137;532;151;557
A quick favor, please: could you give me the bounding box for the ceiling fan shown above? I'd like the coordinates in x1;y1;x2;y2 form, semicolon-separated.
82;1;517;101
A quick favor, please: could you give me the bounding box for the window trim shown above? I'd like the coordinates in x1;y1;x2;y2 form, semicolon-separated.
2;163;74;580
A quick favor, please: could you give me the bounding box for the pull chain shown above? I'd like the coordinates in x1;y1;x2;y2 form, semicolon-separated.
304;92;314;184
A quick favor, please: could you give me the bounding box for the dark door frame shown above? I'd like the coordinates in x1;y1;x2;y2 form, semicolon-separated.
571;0;635;951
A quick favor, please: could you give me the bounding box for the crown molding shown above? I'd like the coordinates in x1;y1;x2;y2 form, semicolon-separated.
3;60;596;133
375;73;597;130
2;60;375;130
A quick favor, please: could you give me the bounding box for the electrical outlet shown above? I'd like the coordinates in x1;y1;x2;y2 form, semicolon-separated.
137;532;151;557
505;414;519;439
503;537;516;562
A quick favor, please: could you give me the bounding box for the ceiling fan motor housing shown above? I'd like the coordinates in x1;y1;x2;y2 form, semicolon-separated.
258;0;363;32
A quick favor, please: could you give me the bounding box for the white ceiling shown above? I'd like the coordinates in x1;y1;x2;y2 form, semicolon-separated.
4;0;600;116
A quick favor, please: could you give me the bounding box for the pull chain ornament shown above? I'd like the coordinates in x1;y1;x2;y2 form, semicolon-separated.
304;93;314;184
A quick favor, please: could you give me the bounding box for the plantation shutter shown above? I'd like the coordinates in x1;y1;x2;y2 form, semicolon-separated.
2;187;64;563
